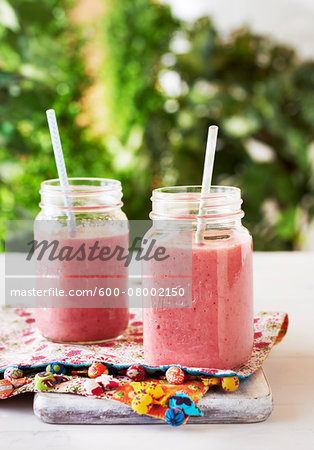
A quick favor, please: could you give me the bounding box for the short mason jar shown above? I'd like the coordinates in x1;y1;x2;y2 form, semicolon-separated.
142;186;253;369
34;178;129;343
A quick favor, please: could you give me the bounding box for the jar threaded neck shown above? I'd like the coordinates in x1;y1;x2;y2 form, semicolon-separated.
39;178;123;211
150;185;244;223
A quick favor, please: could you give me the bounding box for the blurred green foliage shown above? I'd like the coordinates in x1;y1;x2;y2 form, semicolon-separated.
1;0;314;250
0;0;113;250
104;3;314;250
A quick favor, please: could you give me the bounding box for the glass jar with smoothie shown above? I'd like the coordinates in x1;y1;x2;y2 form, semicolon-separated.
142;185;253;369
34;178;129;343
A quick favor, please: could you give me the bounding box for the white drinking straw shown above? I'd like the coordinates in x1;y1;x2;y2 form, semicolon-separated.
195;125;219;244
46;109;76;234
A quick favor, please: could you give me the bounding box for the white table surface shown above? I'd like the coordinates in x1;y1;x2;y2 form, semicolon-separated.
0;252;314;450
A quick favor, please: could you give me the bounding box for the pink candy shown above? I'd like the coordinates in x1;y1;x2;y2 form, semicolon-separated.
126;365;146;381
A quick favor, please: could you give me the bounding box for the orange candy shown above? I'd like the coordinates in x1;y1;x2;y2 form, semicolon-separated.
88;363;109;378
165;367;185;385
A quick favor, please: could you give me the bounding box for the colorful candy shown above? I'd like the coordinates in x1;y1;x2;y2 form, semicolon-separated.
131;393;153;415
82;379;104;397
4;366;23;380
0;379;14;399
221;376;239;392
165;366;185;385
165;408;185;427
88;363;109;378
34;372;55;391
126;365;146;381
46;362;66;375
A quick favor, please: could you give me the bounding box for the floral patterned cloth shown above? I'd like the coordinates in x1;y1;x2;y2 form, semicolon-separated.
0;307;288;378
0;307;288;423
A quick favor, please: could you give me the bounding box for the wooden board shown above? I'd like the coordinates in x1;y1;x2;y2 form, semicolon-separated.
33;368;272;424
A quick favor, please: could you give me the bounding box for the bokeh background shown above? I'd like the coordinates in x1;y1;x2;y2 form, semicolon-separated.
1;0;314;251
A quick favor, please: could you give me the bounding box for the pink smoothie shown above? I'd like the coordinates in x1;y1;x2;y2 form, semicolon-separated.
143;230;253;368
35;229;129;343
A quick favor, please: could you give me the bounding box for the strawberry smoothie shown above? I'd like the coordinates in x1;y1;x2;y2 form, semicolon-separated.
143;229;253;369
34;229;129;343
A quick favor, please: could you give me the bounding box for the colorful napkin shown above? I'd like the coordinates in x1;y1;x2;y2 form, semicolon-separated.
0;308;288;378
0;307;288;424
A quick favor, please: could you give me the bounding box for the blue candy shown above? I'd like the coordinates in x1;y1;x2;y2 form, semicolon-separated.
169;392;203;416
165;408;185;427
46;362;66;375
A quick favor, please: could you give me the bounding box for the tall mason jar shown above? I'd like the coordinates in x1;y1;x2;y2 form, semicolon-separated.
34;178;129;343
142;186;253;369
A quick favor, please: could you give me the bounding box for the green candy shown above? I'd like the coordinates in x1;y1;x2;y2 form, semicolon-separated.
35;371;55;391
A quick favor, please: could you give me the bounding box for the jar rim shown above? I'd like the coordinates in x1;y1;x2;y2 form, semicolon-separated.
40;178;122;195
152;185;241;202
151;185;243;221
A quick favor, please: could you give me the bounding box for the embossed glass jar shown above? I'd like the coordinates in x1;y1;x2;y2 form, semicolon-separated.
34;178;129;343
142;186;253;368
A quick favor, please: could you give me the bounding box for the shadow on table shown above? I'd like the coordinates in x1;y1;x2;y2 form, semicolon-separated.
0;393;34;414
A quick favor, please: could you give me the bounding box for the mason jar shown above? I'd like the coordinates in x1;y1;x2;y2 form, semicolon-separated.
142;186;253;369
34;178;129;343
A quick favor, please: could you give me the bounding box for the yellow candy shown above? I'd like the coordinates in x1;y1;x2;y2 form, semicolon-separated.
131;393;153;415
221;376;240;392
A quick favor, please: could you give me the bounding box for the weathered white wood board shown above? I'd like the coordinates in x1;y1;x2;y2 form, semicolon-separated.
33;368;272;424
